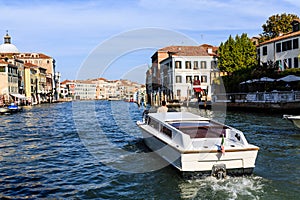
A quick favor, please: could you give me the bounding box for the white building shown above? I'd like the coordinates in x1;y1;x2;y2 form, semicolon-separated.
74;80;96;100
257;19;300;69
158;45;218;102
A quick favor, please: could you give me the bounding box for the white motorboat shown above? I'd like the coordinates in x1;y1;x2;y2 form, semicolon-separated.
136;112;259;178
283;115;300;128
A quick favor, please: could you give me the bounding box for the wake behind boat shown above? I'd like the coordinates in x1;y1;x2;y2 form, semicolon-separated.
136;112;259;178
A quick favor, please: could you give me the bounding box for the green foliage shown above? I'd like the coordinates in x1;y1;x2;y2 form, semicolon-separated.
280;68;300;76
218;33;257;73
260;13;299;42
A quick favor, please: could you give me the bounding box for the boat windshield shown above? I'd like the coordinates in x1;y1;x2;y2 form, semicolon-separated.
169;121;226;138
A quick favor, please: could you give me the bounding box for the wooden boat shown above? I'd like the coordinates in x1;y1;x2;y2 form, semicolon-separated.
136;112;259;178
283;115;300;128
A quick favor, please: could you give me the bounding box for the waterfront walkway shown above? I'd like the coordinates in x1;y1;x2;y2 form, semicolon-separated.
213;90;300;111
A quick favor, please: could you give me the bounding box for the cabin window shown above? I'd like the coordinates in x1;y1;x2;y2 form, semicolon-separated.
148;118;159;130
161;126;172;138
170;122;227;138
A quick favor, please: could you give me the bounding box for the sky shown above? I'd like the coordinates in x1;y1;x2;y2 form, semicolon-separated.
0;0;299;83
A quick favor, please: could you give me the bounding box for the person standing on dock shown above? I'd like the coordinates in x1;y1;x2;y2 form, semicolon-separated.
157;100;168;113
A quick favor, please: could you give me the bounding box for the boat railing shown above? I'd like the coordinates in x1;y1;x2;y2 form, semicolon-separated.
213;91;300;103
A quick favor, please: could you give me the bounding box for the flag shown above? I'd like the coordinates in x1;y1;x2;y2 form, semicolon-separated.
221;134;225;155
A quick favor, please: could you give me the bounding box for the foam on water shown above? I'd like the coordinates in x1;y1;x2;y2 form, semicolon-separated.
179;175;265;200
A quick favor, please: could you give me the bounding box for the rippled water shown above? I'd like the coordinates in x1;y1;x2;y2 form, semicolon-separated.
0;101;299;199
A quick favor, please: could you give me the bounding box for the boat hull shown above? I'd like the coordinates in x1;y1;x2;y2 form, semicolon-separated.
141;128;258;175
283;115;300;128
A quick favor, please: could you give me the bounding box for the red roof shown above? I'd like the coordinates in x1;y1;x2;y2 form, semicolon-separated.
158;44;218;57
258;30;300;46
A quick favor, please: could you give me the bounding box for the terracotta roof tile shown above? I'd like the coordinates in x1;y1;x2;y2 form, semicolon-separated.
258;30;300;46
158;44;218;57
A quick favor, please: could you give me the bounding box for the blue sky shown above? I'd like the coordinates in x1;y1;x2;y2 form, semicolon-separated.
1;0;299;83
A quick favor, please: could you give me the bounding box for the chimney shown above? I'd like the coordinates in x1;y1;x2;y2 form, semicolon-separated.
207;48;213;54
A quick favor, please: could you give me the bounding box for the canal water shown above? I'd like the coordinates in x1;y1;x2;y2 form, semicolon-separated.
0;101;299;199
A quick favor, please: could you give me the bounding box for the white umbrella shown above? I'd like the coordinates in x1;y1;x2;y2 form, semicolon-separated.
260;77;275;82
277;75;300;82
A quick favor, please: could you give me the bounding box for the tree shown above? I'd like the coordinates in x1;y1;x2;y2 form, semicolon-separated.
260;13;299;42
218;33;257;73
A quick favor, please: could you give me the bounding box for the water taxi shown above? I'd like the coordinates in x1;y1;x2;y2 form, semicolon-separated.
136;112;259;178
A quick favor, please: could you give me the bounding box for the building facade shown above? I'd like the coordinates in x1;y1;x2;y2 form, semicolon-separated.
74;80;96;100
257;19;300;70
0;32;58;105
147;44;218;105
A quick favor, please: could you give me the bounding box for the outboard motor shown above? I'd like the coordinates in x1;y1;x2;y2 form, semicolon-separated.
212;164;227;179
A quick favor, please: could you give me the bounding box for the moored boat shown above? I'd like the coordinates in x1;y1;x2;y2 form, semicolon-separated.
283;115;300;128
136;111;259;178
0;107;9;114
7;103;23;113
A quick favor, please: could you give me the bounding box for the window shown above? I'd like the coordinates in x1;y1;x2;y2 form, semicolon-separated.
293;38;299;49
200;61;207;69
175;61;182;69
0;67;5;72
287;40;292;50
177;89;181;97
288;58;292;68
185;61;191;69
294;57;299;68
193;61;198;69
211;61;217;69
282;40;292;51
161;126;172;138
201;75;207;83
186;76;192;83
262;46;267;55
149;118;159;130
176;76;182;83
194;75;199;81
276;43;281;53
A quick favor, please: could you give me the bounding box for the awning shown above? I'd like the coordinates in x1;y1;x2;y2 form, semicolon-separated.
193;88;203;93
10;93;27;99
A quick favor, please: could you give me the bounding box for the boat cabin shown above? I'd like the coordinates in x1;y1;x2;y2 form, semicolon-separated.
144;112;227;139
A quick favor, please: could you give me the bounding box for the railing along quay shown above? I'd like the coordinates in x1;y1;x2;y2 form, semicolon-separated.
212;91;300;111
